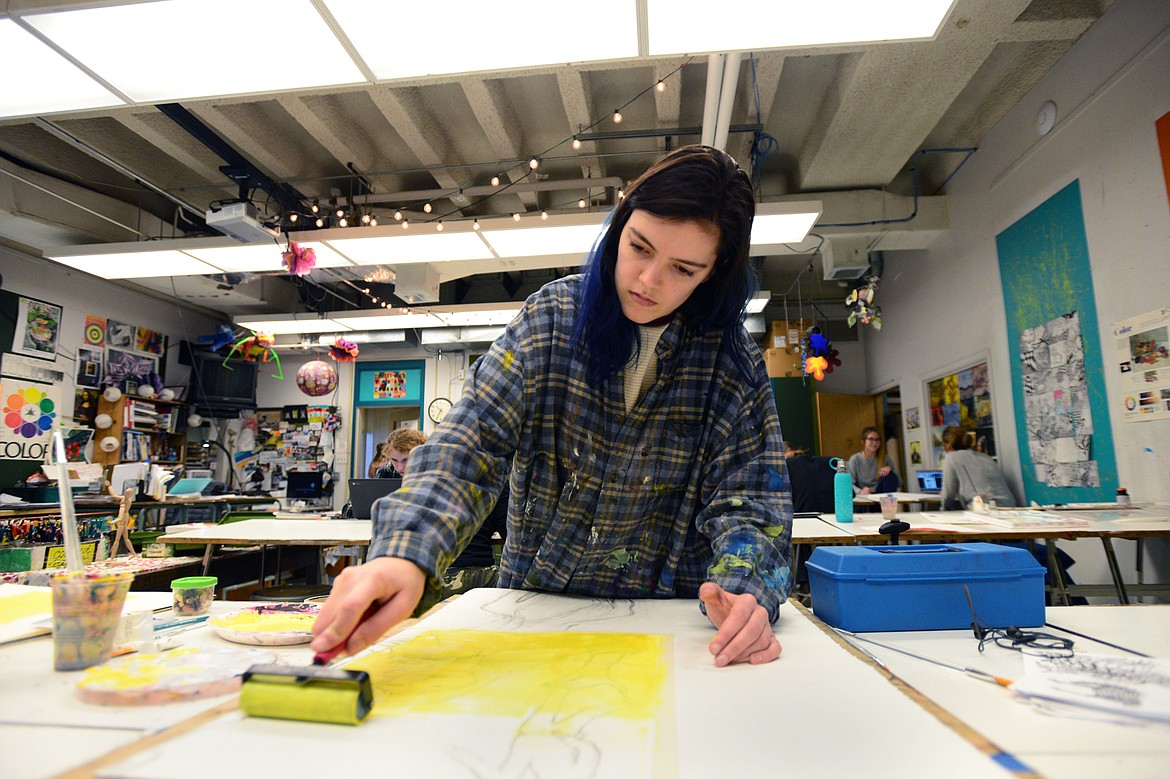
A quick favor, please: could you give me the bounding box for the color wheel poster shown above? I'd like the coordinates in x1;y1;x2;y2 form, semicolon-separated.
1113;306;1170;422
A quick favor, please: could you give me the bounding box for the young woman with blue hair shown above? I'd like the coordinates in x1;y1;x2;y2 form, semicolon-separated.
312;145;794;667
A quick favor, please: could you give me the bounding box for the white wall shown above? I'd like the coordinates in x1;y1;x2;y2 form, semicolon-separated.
866;0;1170;598
1;247;221;417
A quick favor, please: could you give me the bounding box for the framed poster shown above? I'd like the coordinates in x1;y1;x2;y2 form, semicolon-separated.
11;296;62;360
926;361;995;466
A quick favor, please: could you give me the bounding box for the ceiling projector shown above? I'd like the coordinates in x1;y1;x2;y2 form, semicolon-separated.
205;201;280;243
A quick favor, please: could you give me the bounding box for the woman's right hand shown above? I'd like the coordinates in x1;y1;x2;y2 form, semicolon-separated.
309;556;426;657
859;486;873;495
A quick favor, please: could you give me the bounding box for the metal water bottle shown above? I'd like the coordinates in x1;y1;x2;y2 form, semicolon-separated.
833;459;854;523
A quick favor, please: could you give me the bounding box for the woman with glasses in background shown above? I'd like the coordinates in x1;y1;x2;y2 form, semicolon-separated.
847;425;900;495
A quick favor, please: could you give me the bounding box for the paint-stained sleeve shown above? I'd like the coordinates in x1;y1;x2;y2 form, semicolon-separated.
694;363;793;624
367;286;549;614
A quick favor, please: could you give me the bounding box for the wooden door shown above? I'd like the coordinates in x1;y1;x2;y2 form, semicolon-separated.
815;392;880;461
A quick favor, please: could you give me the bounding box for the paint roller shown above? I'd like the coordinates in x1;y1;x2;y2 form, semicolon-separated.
239;604;378;726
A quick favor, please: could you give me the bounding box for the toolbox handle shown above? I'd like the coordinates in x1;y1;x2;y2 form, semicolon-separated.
868;571;1034;583
874;546;964;554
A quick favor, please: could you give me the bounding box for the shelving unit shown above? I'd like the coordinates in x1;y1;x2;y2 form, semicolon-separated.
93;395;189;468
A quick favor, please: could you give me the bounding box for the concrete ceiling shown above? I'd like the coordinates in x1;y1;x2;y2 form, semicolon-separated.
0;0;1111;323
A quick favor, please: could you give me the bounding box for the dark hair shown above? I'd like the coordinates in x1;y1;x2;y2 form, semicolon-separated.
572;145;758;384
942;426;973;451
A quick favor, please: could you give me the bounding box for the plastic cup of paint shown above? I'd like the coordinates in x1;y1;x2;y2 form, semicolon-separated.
879;494;899;519
171;576;218;617
50;571;134;671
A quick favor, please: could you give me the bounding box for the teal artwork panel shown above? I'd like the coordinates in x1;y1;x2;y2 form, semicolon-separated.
355;360;425;406
995;180;1117;503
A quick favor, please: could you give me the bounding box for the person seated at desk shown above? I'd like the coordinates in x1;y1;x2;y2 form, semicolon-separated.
940;425;1017;510
374;429;427;479
848;426;900;495
375;428;509;597
367;442;392;478
311;145;794;669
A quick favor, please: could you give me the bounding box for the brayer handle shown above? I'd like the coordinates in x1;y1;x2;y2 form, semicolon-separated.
312;602;381;665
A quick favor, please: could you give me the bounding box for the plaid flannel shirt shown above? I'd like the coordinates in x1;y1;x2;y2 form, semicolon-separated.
370;275;793;620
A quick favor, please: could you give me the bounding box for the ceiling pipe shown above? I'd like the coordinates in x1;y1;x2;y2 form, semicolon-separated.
349;177;625;207
712;53;742;151
700;53;726;147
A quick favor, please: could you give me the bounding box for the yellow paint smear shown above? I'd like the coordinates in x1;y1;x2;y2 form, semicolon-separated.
211;611;316;633
0;592;51;624
347;629;669;721
78;648;205;690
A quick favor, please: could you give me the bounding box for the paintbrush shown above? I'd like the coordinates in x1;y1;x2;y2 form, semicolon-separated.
53;430;84;573
838;629;1014;687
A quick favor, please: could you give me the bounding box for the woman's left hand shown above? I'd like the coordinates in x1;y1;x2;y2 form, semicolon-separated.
698;582;782;667
878;466;891;477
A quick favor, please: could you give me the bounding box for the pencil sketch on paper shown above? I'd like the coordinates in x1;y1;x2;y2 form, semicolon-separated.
346;628;675;778
1012;651;1170;724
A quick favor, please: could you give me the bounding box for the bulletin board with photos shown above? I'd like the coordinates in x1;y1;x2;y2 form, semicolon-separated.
926;361;997;466
239;405;342;496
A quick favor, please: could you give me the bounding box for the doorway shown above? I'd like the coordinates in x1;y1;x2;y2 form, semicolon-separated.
354;405;421;479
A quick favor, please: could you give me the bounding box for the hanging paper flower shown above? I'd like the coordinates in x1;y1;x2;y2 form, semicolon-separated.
823;348;842;374
328;337;359;362
804;355;829;381
846;275;882;330
281;241;317;276
807;331;830;357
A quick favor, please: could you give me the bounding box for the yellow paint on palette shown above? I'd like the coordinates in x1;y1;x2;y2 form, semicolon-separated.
347;630;670;720
211;610;316;633
0;591;51;624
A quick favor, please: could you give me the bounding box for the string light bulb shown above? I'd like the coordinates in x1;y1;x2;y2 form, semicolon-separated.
338;217;348;227
361;212;371;224
540;211;548;220
612;109;622;124
369;216;377;227
402;220;409;229
472;219;480;230
528;157;540;170
436;221;444;232
491;175;501;187
371;296;378;303
336;207;345;218
618;189;625;199
656;80;665;92
423;202;432;213
288;212;298;223
578;198;587;208
394;210;403;221
512;212;521;221
572;137;581;150
311;201;319;214
315;217;324;228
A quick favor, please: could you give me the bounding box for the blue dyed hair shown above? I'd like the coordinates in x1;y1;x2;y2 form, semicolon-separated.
572;145;759;385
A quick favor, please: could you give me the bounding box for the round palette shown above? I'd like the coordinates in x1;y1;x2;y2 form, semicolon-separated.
209;602;320;646
77;646;277;705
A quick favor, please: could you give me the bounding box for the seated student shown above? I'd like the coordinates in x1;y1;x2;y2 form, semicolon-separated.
374;429;427;479
377;428;507;596
367;442;392;478
939;426;1017;510
847;426;900;495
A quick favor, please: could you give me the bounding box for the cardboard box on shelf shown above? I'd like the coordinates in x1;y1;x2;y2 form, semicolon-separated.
764;348;804;378
768;319;811;352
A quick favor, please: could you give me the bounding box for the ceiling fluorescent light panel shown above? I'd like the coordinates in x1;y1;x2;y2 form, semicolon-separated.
0;20;123;118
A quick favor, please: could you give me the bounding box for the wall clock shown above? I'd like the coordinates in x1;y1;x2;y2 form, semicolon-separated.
428;397;453;423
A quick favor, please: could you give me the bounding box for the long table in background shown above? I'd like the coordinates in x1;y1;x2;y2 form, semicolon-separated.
798;505;1170;603
157;518;371;584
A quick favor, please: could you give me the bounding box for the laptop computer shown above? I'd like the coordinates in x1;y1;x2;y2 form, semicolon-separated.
348;478;402;520
916;470;943;493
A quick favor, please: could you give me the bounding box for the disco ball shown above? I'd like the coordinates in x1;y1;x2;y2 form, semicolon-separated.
296;360;337;397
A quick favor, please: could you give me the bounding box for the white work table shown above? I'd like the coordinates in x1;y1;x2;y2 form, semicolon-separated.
826;604;1170;779
4;589;1018;779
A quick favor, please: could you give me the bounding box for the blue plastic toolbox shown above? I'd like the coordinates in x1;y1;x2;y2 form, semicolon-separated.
806;543;1045;632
